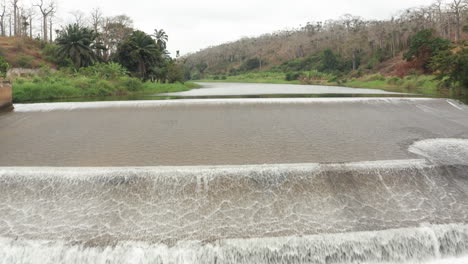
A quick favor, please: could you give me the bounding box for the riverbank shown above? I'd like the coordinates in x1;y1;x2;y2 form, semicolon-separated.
198;72;467;100
12;75;199;103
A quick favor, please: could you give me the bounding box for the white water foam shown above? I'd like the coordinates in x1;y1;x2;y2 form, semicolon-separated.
0;224;467;264
409;138;468;165
12;98;435;112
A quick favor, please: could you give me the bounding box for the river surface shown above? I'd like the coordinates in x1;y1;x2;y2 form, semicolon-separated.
1;83;468;263
162;82;409;96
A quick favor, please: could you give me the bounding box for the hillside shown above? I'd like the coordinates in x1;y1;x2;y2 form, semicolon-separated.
0;37;55;69
183;4;468;79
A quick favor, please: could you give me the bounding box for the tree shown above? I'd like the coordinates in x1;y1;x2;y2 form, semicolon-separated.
431;47;468;88
0;1;6;36
12;0;18;36
55;24;100;68
195;62;207;78
114;30;161;80
153;29;168;50
100;15;133;61
166;61;184;83
320;49;338;72
35;0;55;42
449;0;467;41
403;29;450;72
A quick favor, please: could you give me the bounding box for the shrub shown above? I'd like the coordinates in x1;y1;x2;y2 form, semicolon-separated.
366;58;379;69
16;55;34;68
213;75;220;80
285;72;301;81
387;76;402;86
119;77;143;91
79;63;128;80
241;58;261;71
0;56;9;77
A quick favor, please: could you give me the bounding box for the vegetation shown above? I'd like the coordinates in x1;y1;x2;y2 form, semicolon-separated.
12;64;198;103
0;3;190;103
55;24;101;68
431;46;468;87
184;0;468;92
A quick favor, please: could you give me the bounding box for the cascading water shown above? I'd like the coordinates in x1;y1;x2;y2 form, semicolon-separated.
0;97;467;263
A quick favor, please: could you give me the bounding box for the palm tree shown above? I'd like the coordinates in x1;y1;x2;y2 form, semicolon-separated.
153;29;168;50
115;30;161;79
55;24;100;68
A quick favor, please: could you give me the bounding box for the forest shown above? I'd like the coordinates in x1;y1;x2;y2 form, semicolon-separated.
184;0;468;90
0;0;188;102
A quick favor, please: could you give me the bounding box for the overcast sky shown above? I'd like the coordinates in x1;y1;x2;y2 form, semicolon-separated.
54;0;432;56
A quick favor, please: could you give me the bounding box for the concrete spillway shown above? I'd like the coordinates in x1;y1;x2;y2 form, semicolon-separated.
0;97;467;263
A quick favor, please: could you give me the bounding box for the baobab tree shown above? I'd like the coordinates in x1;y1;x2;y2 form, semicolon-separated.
450;0;468;41
35;0;55;41
0;0;6;36
12;0;18;36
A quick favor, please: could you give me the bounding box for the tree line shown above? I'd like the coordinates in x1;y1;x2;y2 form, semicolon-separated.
184;0;468;81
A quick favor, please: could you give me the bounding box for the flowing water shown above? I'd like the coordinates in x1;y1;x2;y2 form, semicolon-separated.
1;84;468;263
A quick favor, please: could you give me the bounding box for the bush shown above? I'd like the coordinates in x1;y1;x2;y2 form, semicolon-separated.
387;76;402;85
191;72;201;80
366;58;379;69
79;63;128;80
285;72;301;81
0;56;9;77
241;58;261;71
213;75;220;80
119;77;143;91
16;55;34;68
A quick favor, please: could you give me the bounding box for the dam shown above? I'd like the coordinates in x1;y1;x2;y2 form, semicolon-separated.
0;94;467;263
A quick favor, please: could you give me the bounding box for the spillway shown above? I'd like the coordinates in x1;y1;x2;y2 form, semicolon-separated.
0;97;467;263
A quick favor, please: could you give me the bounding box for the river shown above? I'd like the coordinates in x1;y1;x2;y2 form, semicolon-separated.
0;83;467;263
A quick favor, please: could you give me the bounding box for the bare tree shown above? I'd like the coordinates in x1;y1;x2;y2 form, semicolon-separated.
11;0;18;35
26;8;34;38
90;7;102;32
0;0;6;36
35;0;54;41
70;9;86;26
450;0;468;41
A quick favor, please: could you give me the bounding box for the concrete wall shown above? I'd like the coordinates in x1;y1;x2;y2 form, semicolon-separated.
0;80;12;110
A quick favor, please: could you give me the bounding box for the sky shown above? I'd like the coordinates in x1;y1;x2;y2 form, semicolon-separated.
54;0;432;56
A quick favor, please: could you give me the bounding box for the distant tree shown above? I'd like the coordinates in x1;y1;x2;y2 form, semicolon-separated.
55;24;100;68
196;62;207;78
114;30;161;80
153;29;168;50
166;61;184;83
0;1;6;36
100;15;134;61
404;29;450;72
431;47;468;88
241;58;260;71
320;49;338;73
34;0;55;42
449;0;467;41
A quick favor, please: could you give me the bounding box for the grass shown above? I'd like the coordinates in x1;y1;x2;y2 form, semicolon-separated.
198;72;301;84
12;75;199;103
199;71;448;97
344;75;441;96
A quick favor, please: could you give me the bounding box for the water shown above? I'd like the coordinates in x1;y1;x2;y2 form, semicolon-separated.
1;86;468;263
1;98;468;166
162;82;409;96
